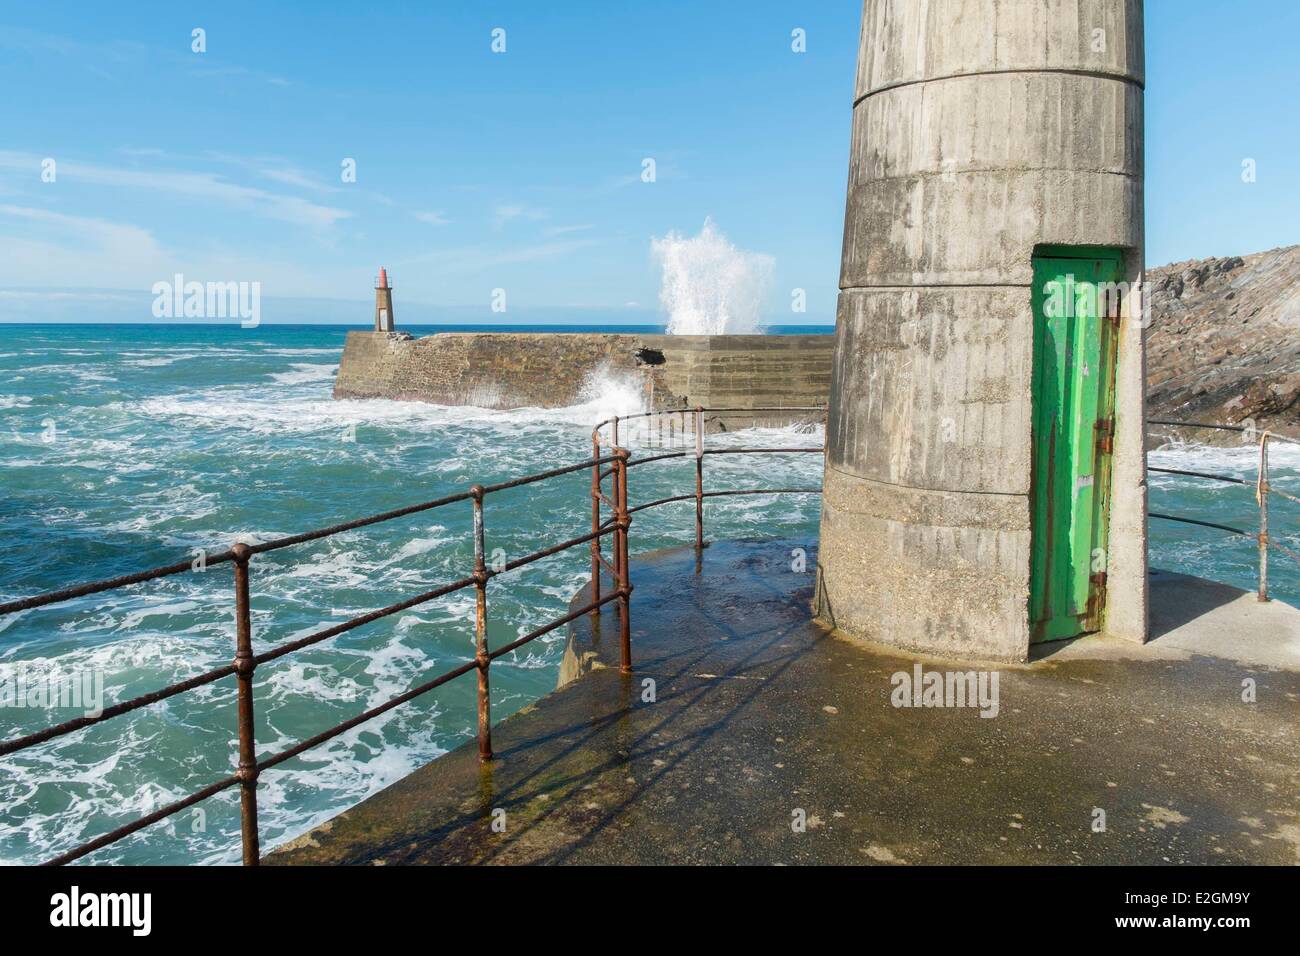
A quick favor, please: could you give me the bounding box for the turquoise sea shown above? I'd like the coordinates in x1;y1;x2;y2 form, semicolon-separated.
0;323;1296;865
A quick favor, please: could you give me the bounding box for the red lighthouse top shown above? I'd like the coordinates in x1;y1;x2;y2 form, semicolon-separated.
377;267;389;289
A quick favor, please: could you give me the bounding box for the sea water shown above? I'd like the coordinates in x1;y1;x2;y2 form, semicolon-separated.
0;323;1295;865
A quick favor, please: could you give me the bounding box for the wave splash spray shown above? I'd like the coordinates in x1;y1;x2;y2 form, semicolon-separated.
651;218;774;335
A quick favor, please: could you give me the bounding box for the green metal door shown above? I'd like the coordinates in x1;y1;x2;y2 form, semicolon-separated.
1029;250;1123;643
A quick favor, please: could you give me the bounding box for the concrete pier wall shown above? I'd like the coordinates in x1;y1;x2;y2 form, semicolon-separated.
333;331;834;427
816;0;1146;662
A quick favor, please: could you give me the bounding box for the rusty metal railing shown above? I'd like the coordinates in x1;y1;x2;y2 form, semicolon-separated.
1147;419;1300;602
0;403;828;867
590;405;827;605
0;454;635;865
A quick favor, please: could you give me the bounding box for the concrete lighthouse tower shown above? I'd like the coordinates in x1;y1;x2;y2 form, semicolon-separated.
374;267;395;332
815;0;1147;662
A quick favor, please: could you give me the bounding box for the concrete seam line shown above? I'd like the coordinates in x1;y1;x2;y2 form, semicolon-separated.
850;167;1139;181
822;460;1030;500
852;68;1145;107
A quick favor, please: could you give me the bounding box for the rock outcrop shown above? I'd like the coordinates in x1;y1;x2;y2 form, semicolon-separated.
1147;244;1300;436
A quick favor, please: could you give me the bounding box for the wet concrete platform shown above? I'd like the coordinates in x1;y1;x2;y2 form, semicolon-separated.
270;539;1300;865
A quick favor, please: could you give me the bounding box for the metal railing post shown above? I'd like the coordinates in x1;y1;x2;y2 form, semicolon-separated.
590;433;602;614
230;542;260;866
694;406;705;551
1258;434;1270;602
470;485;493;760
614;448;633;674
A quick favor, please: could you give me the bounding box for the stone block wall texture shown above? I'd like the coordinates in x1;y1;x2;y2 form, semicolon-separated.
816;0;1146;662
332;331;834;430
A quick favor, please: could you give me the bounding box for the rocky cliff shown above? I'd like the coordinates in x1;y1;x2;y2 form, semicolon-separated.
1147;244;1300;436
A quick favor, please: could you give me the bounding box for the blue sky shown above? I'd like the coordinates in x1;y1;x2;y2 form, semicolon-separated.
0;0;1296;324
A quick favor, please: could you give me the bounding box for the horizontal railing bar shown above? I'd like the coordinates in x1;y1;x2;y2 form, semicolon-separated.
592;406;828;442
624;451;689;468
1147;419;1248;433
252;575;477;668
0;661;238;758
0;551;235;616
490;590;625;661
1270;537;1300;564
1269;484;1300;507
626;487;823;517
1149;512;1250;536
44;774;240;867
246;491;470;556
1148;420;1300;445
627;493;696;516
694;405;827;412
592;411;653;429
595;405;826;426
501;527;605;574
483;456;622;495
702;488;823;499
701;447;824;455
1148;466;1250;486
257;660;480;774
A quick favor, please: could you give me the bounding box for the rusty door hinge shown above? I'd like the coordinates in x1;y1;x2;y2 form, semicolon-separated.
1105;285;1123;328
1095;417;1115;455
1086;571;1108;630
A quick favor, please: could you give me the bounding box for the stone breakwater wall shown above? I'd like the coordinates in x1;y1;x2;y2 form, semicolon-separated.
332;331;834;428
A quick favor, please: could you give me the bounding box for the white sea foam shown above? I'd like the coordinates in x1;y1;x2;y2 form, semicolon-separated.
124;356;184;367
1150;438;1300;477
269;363;339;385
134;369;650;437
383;532;455;565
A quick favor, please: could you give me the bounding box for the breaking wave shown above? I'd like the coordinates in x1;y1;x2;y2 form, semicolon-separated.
652;218;773;335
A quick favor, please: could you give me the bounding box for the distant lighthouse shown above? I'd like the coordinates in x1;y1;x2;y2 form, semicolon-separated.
374;267;395;332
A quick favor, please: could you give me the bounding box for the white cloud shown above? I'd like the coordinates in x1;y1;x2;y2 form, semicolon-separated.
187;63;290;87
544;224;594;237
0;151;350;229
413;210;451;225
0;204;166;288
0;203;365;298
492;202;548;229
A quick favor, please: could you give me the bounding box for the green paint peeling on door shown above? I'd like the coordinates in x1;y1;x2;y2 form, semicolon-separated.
1029;249;1124;643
